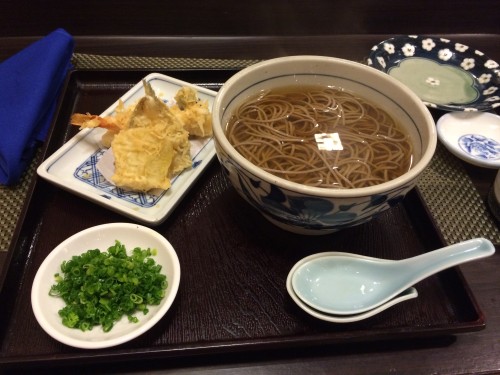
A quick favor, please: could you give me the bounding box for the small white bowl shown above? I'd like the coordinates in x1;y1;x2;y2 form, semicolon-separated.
437;112;500;168
31;223;180;349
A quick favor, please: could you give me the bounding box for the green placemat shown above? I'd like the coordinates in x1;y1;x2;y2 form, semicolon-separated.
417;143;500;244
72;53;260;70
1;53;499;252
0;149;40;251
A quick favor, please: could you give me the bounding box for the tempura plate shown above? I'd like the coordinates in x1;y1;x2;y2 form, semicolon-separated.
37;73;217;225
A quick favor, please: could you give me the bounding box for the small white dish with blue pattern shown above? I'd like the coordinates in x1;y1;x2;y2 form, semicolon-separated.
437;112;500;168
37;73;217;225
367;35;500;112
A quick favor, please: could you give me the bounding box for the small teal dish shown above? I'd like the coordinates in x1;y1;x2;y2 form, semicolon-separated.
367;35;500;112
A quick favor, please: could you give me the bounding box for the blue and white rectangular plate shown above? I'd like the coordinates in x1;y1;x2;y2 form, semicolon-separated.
37;73;217;225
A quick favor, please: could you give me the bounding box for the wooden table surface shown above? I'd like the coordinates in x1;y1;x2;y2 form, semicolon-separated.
1;1;500;373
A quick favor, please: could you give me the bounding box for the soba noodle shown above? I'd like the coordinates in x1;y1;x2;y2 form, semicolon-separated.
226;86;413;189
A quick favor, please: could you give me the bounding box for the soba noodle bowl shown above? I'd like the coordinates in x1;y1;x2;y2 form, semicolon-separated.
225;85;413;189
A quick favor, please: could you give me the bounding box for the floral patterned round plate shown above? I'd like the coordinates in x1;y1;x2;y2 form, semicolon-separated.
436;112;500;168
367;35;500;111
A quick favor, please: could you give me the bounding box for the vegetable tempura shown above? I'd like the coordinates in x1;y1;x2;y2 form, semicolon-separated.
70;83;212;192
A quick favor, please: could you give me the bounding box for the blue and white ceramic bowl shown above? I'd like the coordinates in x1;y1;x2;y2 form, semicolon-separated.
212;56;437;235
437;112;500;168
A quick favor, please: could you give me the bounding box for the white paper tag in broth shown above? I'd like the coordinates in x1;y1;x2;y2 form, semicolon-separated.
314;133;343;151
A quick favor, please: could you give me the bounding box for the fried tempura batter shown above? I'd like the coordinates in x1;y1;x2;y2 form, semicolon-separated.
170;87;212;137
112;123;190;191
70;82;209;192
111;83;191;191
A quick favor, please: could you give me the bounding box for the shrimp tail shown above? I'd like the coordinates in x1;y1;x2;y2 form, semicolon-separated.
70;113;122;132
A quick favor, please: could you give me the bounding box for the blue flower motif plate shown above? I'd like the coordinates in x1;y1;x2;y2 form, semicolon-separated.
436;112;500;168
367;35;500;111
37;73;217;225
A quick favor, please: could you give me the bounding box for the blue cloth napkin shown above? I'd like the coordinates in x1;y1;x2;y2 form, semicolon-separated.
0;28;74;185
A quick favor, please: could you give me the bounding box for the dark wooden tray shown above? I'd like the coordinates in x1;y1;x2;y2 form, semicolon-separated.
0;70;485;369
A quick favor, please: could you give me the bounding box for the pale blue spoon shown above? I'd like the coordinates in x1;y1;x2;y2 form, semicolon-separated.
291;238;495;316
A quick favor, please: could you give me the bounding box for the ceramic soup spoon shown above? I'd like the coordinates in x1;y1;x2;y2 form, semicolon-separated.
286;279;418;323
291;238;495;316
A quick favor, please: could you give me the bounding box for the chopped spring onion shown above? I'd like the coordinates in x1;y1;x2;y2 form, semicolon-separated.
49;240;167;332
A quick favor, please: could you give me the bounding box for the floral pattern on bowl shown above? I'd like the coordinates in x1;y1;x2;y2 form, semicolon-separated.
367;35;500;111
217;148;414;235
